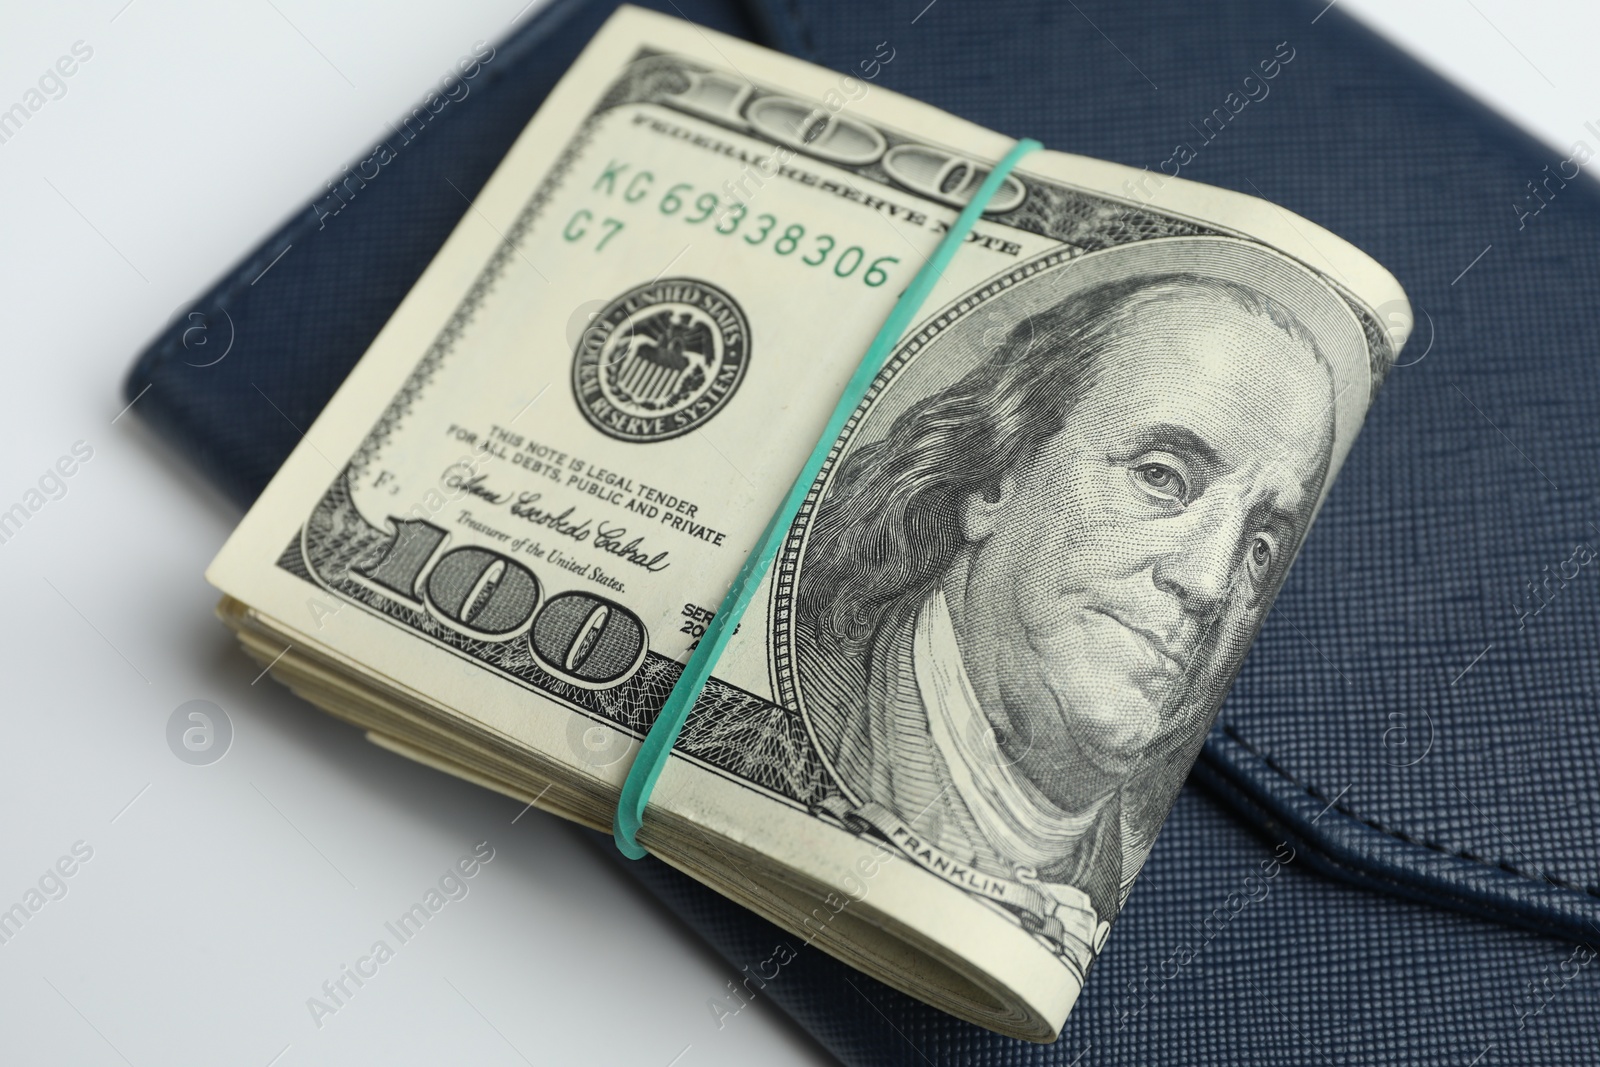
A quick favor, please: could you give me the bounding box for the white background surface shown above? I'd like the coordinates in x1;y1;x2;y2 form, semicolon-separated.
0;2;1595;1064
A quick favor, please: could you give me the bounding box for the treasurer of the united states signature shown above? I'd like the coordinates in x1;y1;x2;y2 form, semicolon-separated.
443;468;671;573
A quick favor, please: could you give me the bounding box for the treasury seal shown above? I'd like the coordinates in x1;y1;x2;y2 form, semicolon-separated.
572;277;750;442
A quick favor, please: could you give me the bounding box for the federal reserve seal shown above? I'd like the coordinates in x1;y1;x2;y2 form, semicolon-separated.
572;278;750;442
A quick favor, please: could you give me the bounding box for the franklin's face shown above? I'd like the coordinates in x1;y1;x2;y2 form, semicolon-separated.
947;299;1334;809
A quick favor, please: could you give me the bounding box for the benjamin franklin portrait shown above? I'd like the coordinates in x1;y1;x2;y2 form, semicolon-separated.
785;237;1372;966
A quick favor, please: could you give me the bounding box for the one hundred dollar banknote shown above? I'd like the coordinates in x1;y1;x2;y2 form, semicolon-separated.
207;6;1410;1040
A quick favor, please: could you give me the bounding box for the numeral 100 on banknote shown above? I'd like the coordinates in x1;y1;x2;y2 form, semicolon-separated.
351;516;648;687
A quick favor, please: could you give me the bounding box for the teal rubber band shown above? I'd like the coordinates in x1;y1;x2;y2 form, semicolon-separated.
612;137;1044;859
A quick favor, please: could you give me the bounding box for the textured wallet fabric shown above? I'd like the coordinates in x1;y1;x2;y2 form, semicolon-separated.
125;0;1600;1062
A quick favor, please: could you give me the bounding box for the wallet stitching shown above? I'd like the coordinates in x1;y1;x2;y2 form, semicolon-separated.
1220;724;1600;900
1192;763;1598;945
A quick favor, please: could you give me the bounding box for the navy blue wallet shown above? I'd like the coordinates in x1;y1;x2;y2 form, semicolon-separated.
125;0;1600;1062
